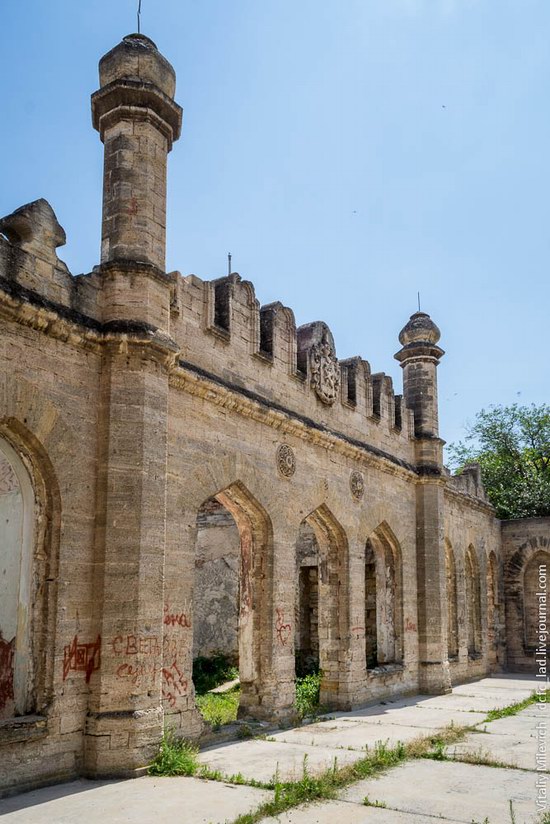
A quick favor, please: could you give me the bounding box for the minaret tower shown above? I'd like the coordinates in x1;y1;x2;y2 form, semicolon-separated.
395;312;451;695
86;35;183;777
92;33;182;272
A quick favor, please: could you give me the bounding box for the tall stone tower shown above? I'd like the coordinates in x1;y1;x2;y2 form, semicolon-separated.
92;32;182;271
395;312;451;694
86;35;182;777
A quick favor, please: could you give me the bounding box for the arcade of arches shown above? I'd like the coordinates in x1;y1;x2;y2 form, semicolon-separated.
0;31;548;796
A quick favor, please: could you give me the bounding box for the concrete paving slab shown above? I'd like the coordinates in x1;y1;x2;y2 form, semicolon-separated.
0;776;271;824
449;731;541;770
457;675;539;692
270;719;439;751
329;703;488;729
339;760;539;823
482;707;549;736
261;798;465;823
199;738;361;782
406;692;521;713
447;705;549;770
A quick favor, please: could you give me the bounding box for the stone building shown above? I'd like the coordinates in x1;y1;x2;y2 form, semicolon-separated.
0;33;547;796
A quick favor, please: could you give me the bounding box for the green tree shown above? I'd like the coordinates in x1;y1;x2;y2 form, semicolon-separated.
448;404;550;520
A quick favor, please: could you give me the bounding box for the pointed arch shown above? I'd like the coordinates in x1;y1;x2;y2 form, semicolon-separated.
189;480;274;720
445;539;458;659
465;545;481;656
523;549;549;650
364;522;404;668
303;504;349;709
0;420;60;720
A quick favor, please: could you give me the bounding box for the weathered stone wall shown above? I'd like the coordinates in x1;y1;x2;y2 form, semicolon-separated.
0;272;101;795
194;499;240;661
444;483;504;683
0;29;544;800
502;518;550;673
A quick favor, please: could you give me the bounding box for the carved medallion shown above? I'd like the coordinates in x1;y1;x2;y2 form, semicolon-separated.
310;335;340;405
277;444;296;478
350;470;365;501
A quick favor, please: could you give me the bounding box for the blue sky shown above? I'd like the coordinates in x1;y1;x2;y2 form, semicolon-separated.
1;0;548;451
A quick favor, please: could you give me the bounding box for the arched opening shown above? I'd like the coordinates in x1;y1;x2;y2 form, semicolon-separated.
295;521;320;677
465;545;481;657
191;482;273;724
0;437;35;718
445;540;458;660
524;550;549;651
300;505;349;709
487;552;500;668
365;523;403;669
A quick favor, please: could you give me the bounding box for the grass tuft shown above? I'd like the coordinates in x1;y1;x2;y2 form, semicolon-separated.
484;688;549;723
231;738;412;824
295;670;324;719
196;688;240;729
363;796;387;808
148;732;200;776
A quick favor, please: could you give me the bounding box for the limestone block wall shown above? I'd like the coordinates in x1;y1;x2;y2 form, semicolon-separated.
502;518;550;673
165;372;421;735
444;484;503;684
2;28;538;800
193;500;240;661
0;283;101;795
168;273;417;468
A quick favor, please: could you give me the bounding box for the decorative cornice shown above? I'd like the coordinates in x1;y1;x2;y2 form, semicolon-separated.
0;276;177;361
170;359;418;480
444;483;496;516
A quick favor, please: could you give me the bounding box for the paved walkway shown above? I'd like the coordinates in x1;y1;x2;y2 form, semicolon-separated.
0;674;546;823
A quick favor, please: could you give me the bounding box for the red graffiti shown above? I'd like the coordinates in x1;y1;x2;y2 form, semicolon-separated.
0;632;15;712
111;634;161;656
116;660;161;686
405;618;417;633
163;605;191;628
275;608;292;646
126;196;139;215
162;660;188;708
63;634;101;683
115;657;188;702
351;626;365;639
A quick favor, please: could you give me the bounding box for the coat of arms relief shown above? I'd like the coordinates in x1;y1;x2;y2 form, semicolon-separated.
310;334;340;405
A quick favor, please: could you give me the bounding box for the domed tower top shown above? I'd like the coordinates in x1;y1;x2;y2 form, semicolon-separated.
91;33;182;273
398;311;441;347
394;309;444;440
98;33;176;98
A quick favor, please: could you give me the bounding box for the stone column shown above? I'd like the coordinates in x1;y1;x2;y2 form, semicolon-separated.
85;339;176;777
395;313;451;694
85;33;182;776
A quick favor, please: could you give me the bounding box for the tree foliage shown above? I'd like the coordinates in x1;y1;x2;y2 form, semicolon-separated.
448;404;550;520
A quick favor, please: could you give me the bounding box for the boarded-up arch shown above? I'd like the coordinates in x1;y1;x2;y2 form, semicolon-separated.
0;420;60;720
523;550;549;650
505;536;550;672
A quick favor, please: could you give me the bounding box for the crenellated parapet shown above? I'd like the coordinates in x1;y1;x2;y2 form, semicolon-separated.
168;270;416;461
